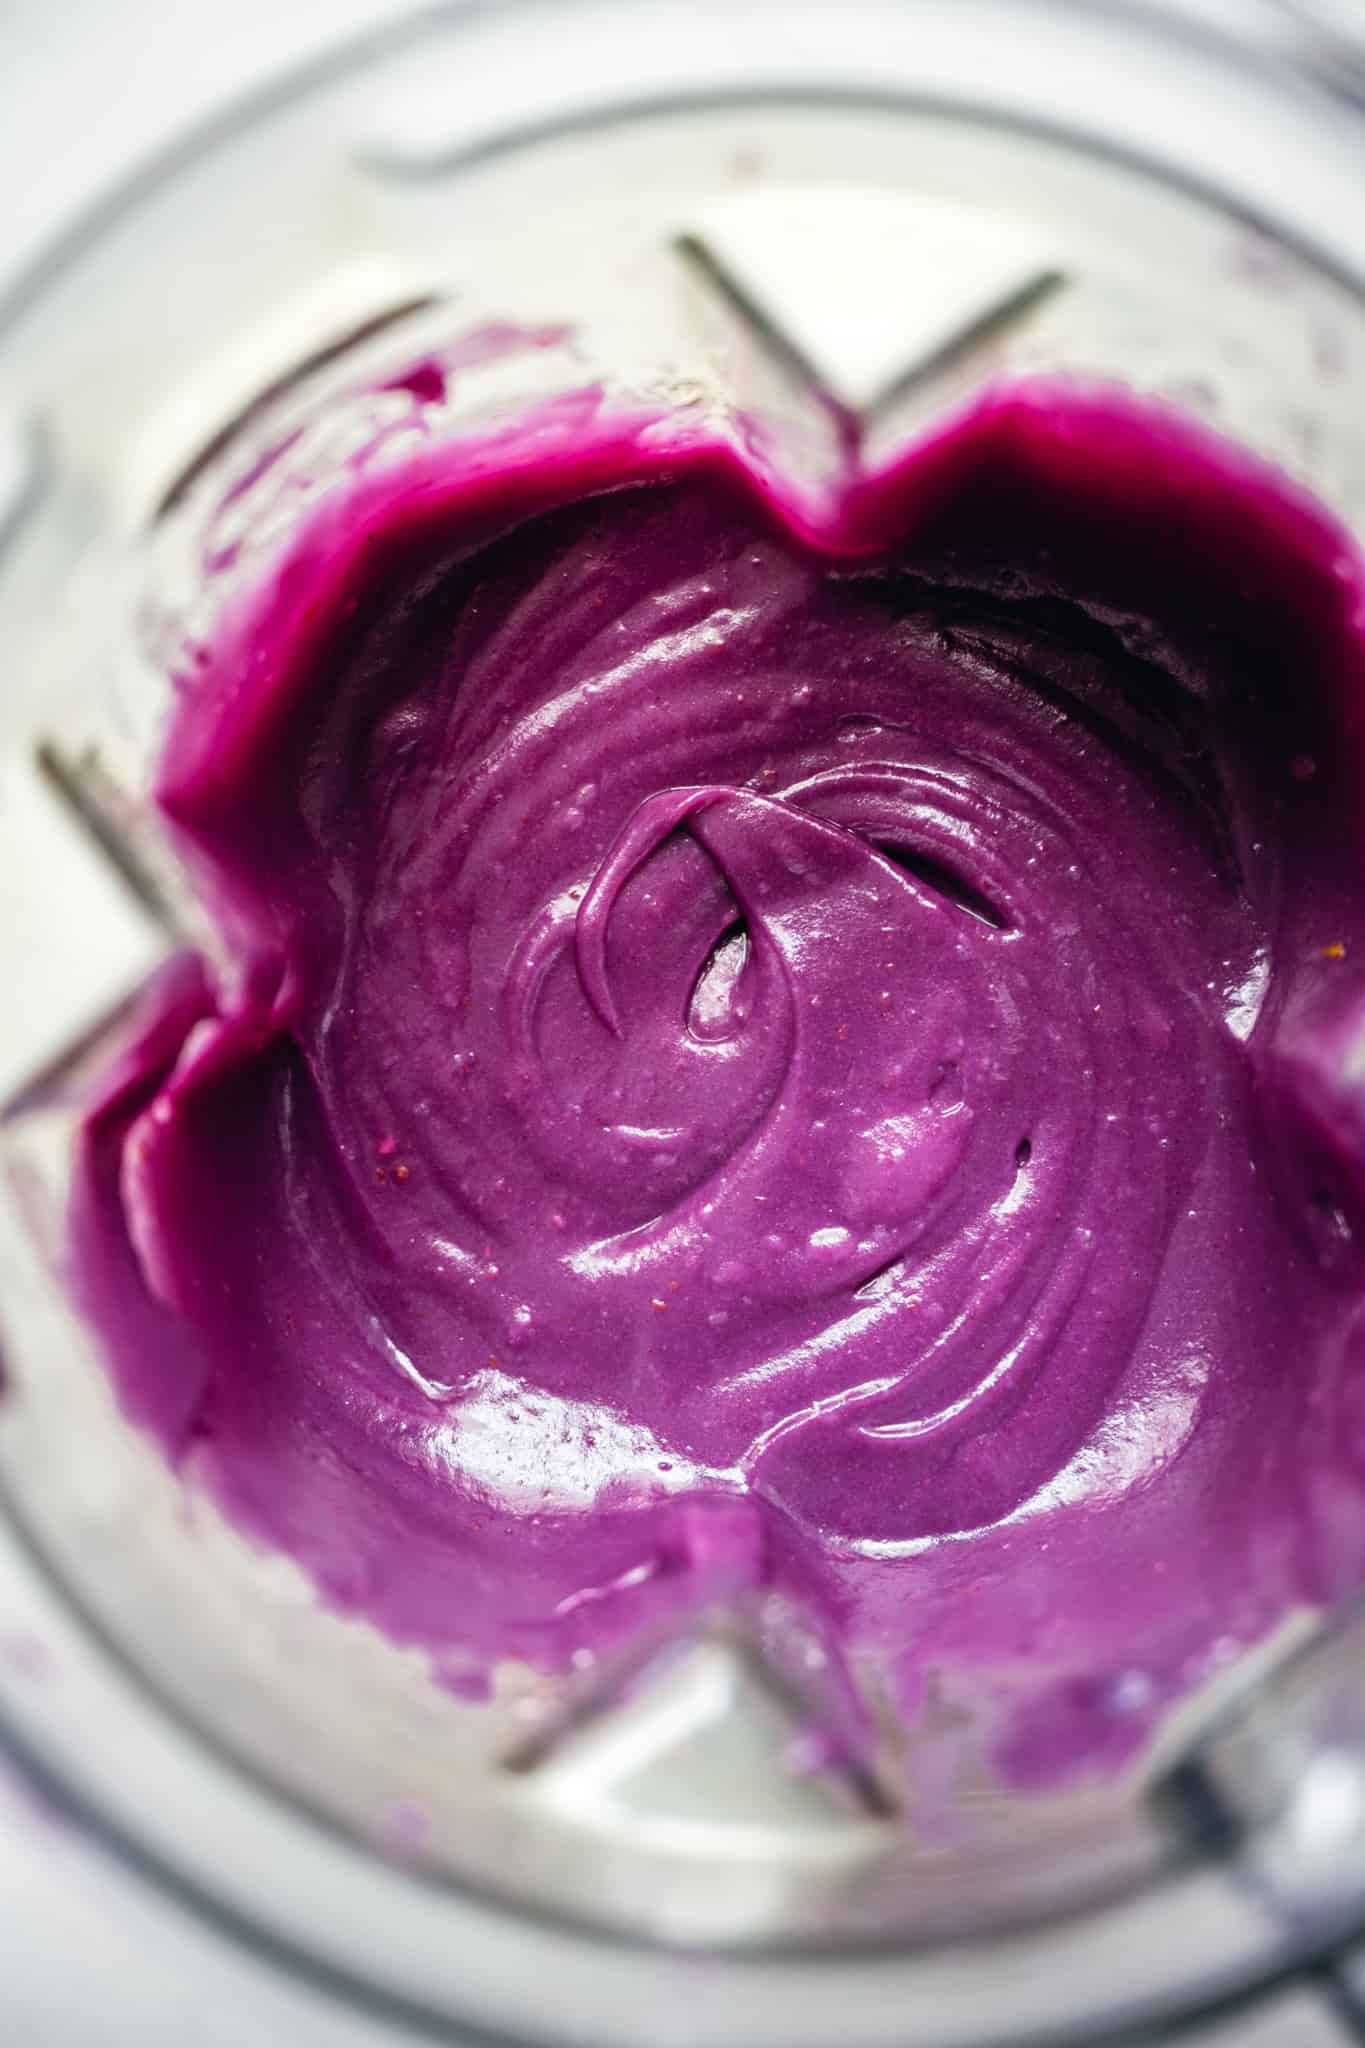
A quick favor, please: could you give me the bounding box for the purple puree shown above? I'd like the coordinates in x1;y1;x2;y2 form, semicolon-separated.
70;378;1365;1783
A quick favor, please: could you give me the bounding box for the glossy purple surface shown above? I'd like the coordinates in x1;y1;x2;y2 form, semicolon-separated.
70;381;1365;1780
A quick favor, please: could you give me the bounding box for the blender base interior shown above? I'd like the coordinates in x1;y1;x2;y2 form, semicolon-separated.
5;5;1365;2044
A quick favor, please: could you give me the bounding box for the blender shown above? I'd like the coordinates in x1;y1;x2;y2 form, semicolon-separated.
4;3;1365;2041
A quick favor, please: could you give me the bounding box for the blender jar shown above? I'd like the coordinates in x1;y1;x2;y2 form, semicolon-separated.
4;3;1365;2042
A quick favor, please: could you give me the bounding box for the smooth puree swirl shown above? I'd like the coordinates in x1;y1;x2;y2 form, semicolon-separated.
71;385;1365;1779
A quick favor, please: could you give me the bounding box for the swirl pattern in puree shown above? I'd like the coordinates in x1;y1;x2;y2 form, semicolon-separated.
73;382;1365;1779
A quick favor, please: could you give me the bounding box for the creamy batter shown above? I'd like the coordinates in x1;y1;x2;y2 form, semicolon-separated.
70;376;1365;1782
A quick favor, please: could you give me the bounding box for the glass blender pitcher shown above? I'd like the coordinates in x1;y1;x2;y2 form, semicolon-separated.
4;4;1365;2042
